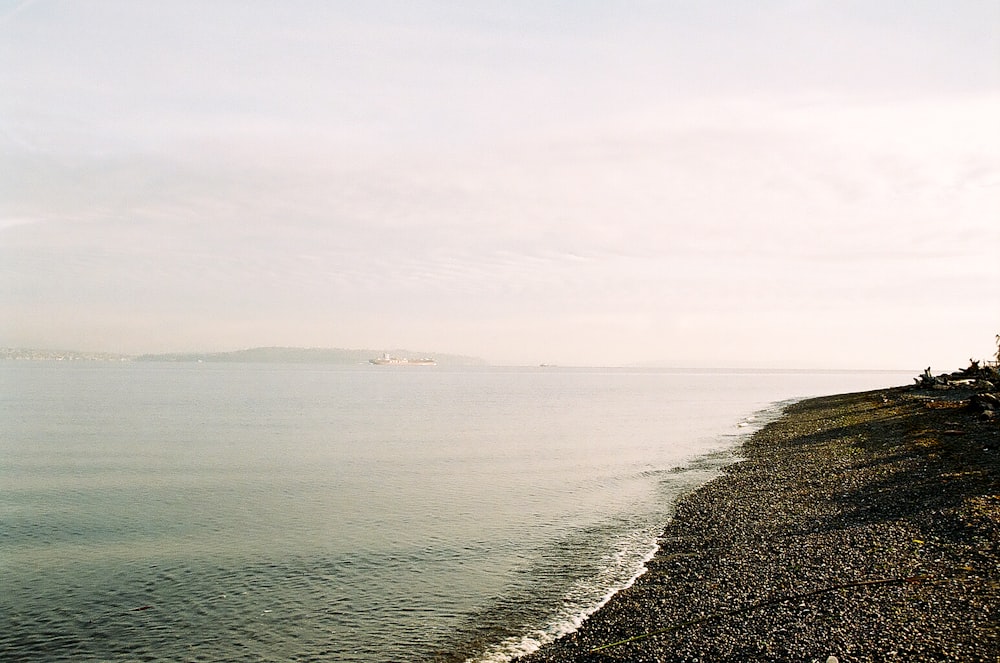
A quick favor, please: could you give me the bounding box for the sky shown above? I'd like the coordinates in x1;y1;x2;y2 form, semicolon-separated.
1;1;998;367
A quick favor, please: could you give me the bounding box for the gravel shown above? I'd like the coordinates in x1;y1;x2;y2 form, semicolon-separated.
515;385;999;662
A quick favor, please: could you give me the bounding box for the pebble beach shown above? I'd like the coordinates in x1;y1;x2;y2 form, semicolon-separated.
516;371;999;662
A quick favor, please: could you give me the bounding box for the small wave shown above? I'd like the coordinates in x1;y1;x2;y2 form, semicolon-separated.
465;531;659;663
465;401;791;662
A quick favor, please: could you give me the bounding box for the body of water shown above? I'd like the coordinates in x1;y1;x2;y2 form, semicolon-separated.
1;363;911;661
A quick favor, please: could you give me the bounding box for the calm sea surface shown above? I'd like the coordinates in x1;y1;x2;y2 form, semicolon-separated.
1;363;911;662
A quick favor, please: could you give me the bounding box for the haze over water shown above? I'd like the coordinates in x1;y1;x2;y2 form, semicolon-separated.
2;362;911;662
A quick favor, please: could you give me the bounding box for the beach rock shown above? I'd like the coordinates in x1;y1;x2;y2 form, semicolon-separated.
970;392;1000;421
973;392;1000;407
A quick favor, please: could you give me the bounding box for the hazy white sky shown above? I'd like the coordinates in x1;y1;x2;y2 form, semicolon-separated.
2;1;998;367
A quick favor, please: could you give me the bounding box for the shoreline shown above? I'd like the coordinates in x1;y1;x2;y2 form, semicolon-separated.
515;381;999;662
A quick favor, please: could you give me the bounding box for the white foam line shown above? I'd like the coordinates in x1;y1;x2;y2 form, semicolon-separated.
467;399;793;663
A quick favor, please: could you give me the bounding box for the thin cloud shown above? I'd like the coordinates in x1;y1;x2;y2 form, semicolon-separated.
1;2;997;365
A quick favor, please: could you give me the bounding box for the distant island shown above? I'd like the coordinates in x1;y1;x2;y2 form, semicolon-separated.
1;346;487;366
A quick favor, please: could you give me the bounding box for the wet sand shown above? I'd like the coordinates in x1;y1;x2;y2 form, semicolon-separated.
516;384;999;662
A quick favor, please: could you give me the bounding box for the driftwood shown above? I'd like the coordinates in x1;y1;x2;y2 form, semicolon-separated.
914;366;948;388
914;360;1000;391
912;359;1000;420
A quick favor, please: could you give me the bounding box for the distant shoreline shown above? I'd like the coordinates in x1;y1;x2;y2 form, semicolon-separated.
517;371;999;661
1;348;916;372
0;346;487;366
0;348;132;362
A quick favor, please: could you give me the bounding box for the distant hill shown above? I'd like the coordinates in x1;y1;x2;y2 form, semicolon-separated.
133;347;487;366
1;348;131;362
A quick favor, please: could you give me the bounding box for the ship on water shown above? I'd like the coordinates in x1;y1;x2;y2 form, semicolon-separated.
369;353;436;366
